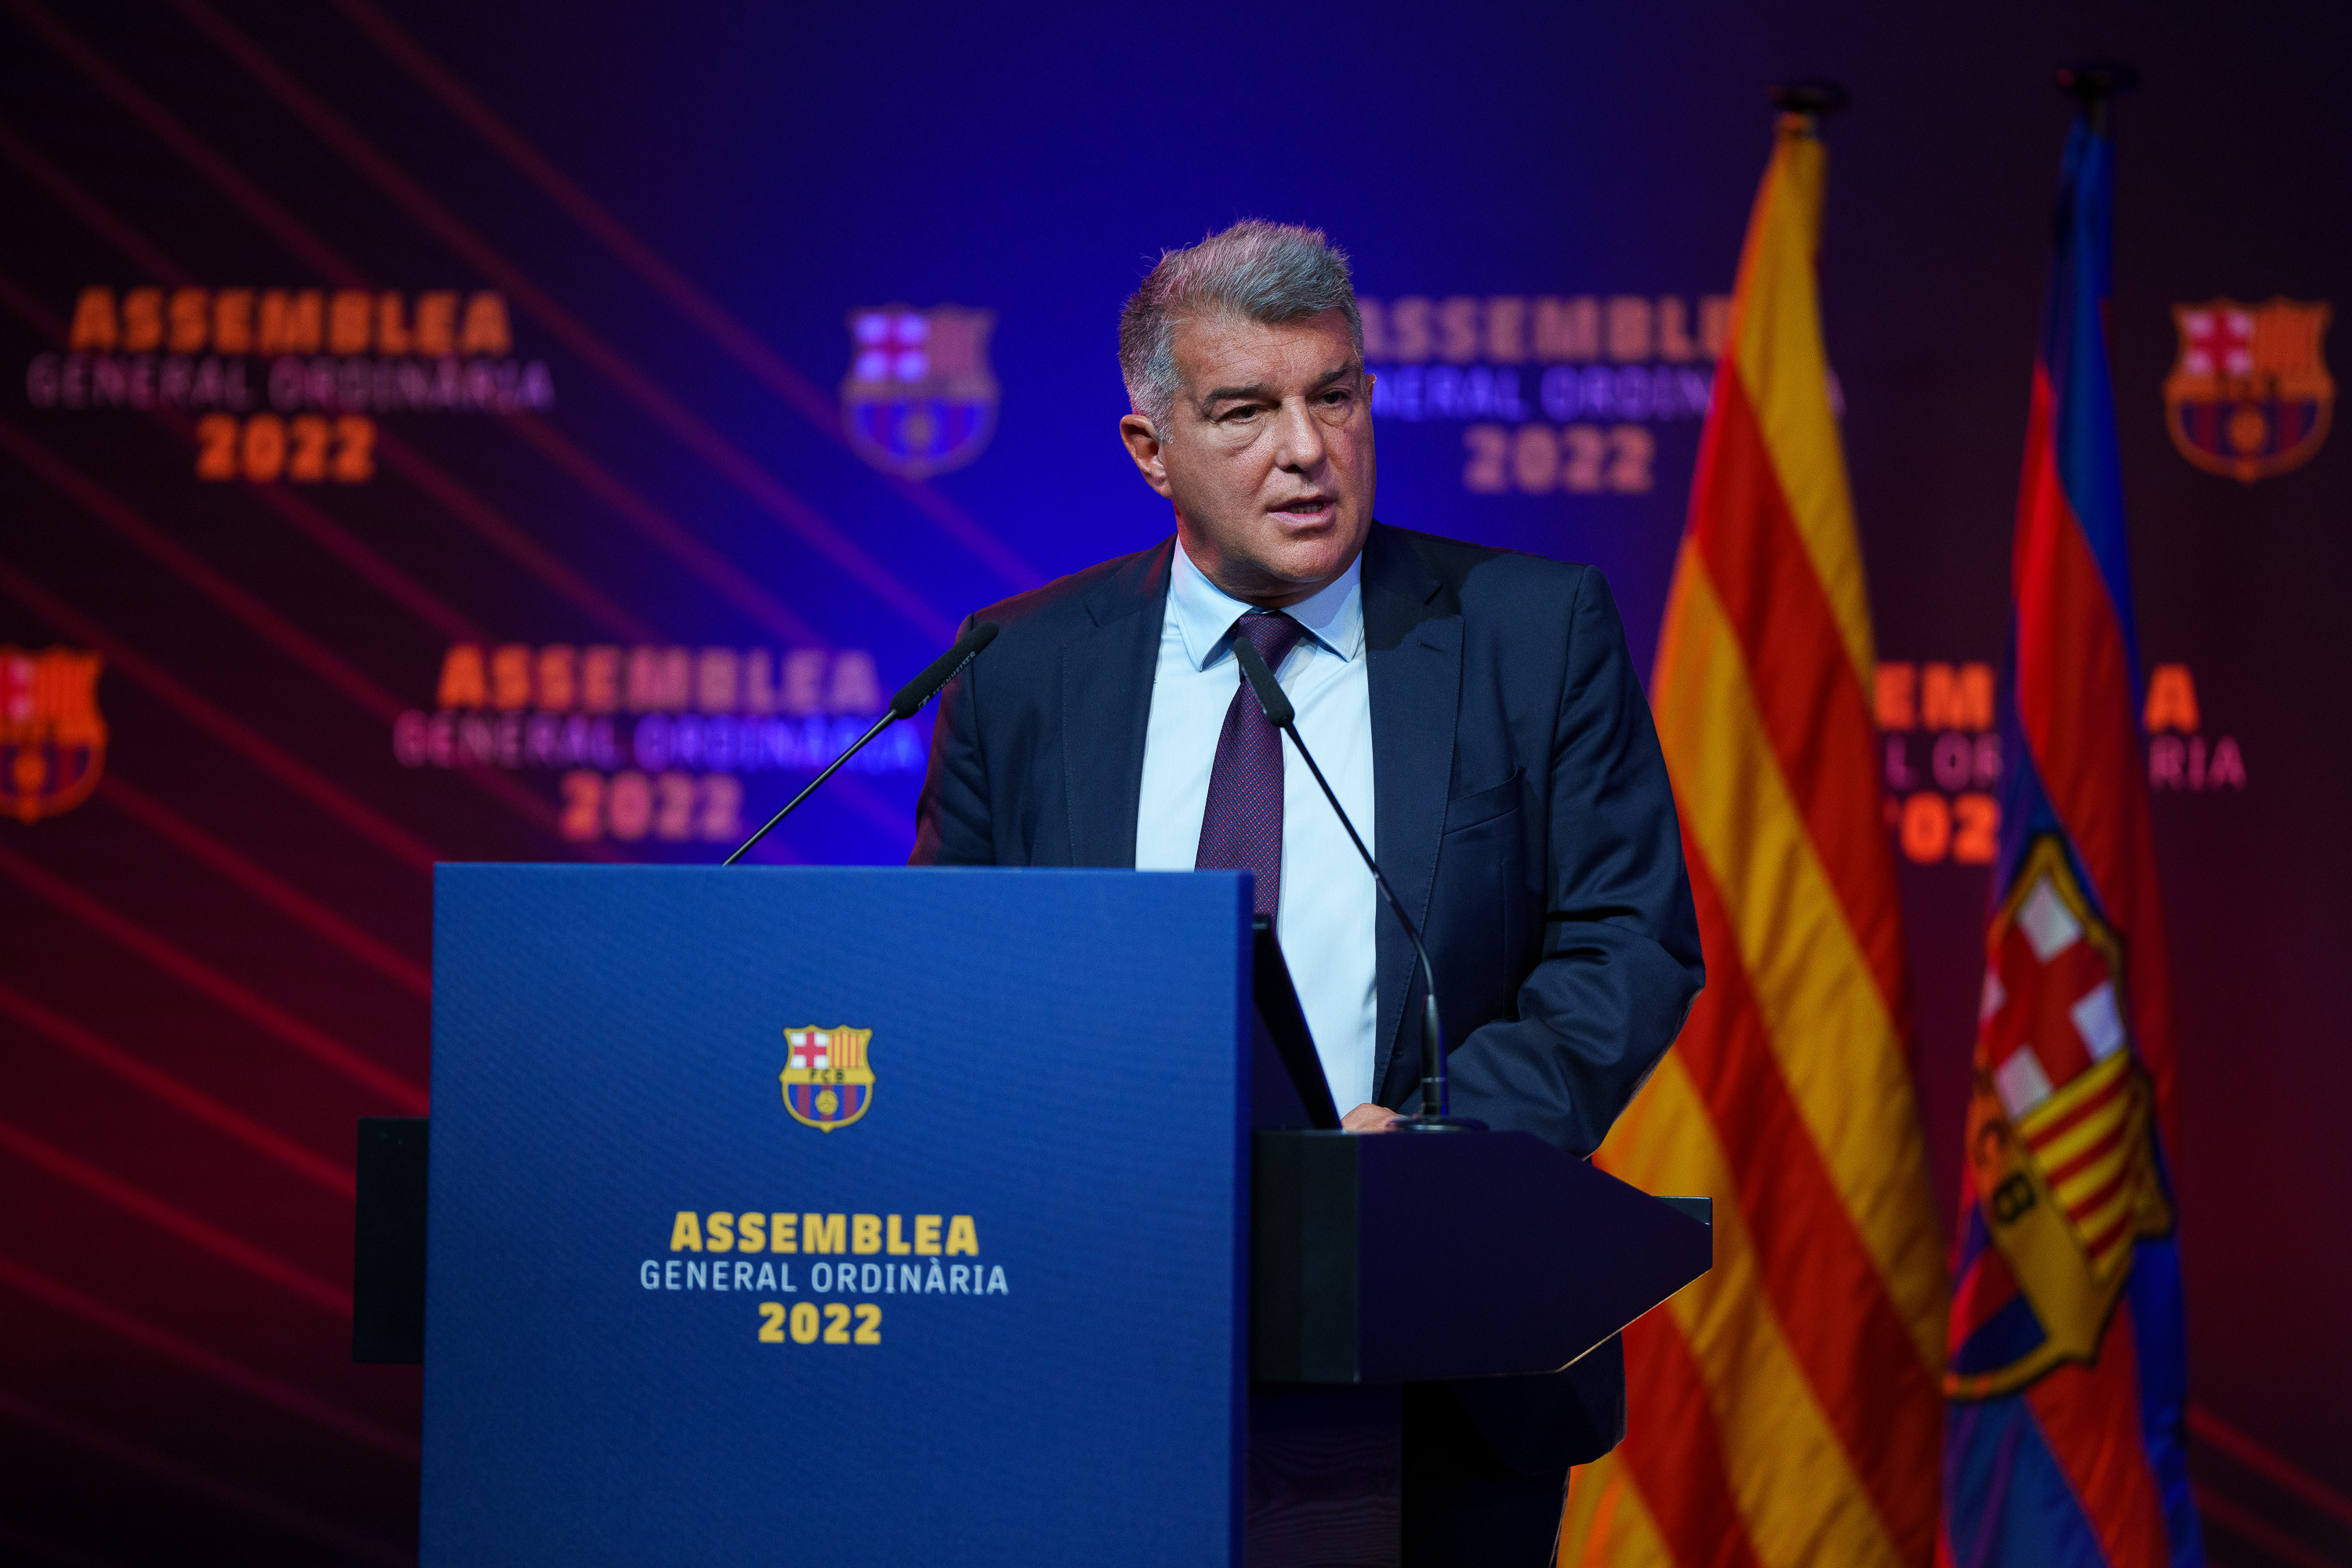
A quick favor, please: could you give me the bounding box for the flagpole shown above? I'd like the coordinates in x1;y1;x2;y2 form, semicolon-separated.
2056;58;2139;132
1765;77;1849;122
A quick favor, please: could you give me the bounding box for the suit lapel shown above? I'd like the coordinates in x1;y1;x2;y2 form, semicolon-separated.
1362;525;1461;1101
1060;538;1173;867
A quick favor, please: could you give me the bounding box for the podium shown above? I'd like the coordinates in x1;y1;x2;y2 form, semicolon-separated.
386;866;1708;1566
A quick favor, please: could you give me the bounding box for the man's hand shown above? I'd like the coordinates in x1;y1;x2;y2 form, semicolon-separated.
1341;1102;1400;1133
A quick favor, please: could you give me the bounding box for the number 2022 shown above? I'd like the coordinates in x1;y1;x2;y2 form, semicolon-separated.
760;1301;881;1345
560;768;744;843
194;413;376;483
1463;422;1653;495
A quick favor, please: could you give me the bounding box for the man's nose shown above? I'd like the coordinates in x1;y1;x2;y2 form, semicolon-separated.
1272;397;1328;472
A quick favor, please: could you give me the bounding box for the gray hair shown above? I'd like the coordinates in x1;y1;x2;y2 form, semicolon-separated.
1118;220;1364;431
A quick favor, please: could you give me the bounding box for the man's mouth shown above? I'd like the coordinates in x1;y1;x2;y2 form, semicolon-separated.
1273;494;1336;520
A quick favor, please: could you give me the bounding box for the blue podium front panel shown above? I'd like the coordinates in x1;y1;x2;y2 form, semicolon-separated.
422;866;1253;1566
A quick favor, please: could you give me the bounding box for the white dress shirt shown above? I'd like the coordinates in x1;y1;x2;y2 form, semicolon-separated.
1134;546;1379;1112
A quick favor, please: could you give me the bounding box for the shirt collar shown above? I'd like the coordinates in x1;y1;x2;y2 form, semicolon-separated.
1168;543;1365;673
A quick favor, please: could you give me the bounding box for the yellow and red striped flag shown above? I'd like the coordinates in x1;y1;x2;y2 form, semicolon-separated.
1558;110;1946;1566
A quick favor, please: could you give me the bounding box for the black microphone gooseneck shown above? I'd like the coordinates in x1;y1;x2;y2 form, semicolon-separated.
1231;633;1481;1131
721;621;1000;865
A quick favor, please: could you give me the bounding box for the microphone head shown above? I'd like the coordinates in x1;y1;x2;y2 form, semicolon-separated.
1230;634;1296;728
888;620;1000;720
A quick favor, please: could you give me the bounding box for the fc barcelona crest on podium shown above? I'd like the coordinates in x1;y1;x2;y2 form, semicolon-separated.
840;305;999;479
781;1026;875;1132
2163;296;2334;483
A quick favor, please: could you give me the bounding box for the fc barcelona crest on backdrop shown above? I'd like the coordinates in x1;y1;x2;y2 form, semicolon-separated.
840;305;999;479
2164;297;2334;483
780;1025;875;1132
1949;837;2172;1399
1;647;107;823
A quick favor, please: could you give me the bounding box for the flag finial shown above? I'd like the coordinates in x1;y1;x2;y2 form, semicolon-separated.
1767;78;1849;121
2056;59;2139;133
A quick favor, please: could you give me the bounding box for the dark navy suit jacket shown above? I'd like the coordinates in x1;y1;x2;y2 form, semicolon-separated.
910;521;1704;1471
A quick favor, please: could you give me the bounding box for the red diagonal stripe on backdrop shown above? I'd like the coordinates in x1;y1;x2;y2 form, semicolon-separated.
96;777;430;998
369;429;659;643
325;0;1043;593
2188;1404;2352;1531
505;412;824;647
1686;369;1904;1013
0;271;64;347
0;416;412;721
0;1518;120;1568
0;840;427;1112
0;1387;409;1566
1679;846;1941;1560
0;978;355;1196
2191;1485;2340;1568
223;469;485;644
0;114;187;283
0;416;622;858
3;0;359;285
0;557;440;872
1617;1308;1769;1568
0;1254;414;1459
0;1119;351;1312
152;0;964;645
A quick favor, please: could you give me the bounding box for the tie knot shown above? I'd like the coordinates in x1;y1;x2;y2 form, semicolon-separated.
1230;610;1308;677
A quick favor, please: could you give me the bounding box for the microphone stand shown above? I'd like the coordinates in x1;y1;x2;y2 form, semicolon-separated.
722;621;1000;866
1232;636;1481;1131
721;710;896;865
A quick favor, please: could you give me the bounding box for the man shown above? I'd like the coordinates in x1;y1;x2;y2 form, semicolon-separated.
911;220;1702;1564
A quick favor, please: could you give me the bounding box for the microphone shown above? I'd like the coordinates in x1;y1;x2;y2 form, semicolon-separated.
1231;633;1480;1131
722;621;1000;865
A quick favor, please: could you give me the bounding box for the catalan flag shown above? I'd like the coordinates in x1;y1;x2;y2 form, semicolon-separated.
1939;100;2202;1568
1558;108;1945;1566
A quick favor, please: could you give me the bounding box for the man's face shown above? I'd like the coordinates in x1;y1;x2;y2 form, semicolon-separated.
1120;307;1375;607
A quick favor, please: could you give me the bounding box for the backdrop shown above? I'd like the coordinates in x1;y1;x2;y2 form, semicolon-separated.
2;2;2344;1563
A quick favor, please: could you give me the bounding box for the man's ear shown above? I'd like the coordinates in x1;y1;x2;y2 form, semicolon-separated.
1120;412;1175;500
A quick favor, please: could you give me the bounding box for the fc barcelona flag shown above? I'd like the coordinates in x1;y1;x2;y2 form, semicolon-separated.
1940;93;2203;1566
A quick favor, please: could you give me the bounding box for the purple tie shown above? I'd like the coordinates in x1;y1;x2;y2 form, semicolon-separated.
1196;610;1310;917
